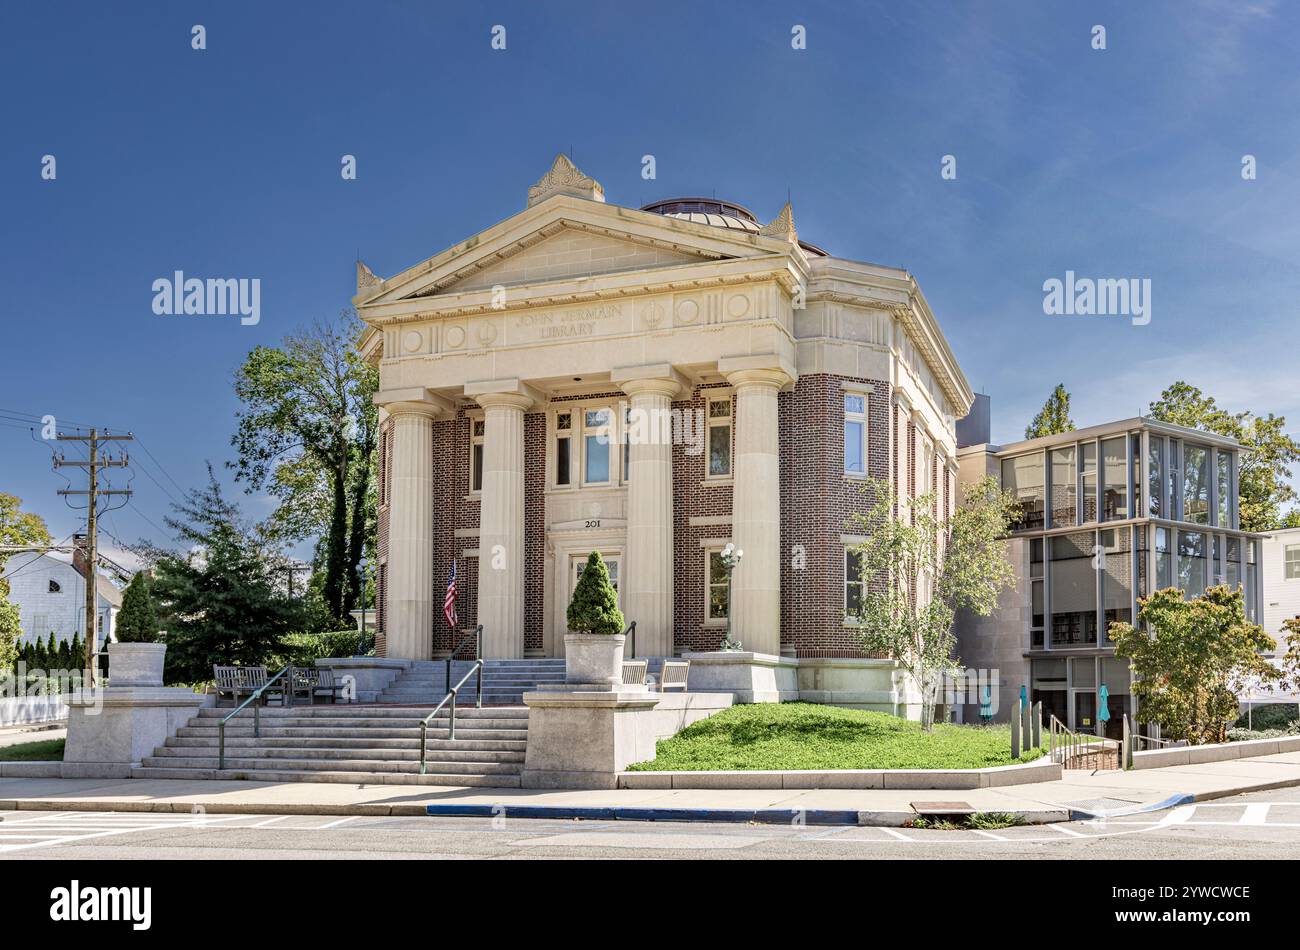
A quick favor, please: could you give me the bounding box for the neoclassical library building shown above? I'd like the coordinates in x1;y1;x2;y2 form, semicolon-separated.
358;154;972;708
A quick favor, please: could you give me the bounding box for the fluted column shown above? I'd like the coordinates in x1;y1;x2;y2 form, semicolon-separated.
386;404;438;660
473;389;534;658
616;371;684;657
723;363;793;656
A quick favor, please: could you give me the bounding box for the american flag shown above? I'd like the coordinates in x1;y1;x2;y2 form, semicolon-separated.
444;559;458;629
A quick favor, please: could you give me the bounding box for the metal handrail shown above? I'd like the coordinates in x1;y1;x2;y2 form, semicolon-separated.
419;659;484;774
624;620;637;658
445;624;482;690
1132;732;1174;749
218;666;291;770
1048;714;1120;769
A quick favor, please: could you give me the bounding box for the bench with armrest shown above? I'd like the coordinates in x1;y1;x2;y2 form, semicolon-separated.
311;668;349;704
658;659;690;692
212;665;271;705
621;659;649;688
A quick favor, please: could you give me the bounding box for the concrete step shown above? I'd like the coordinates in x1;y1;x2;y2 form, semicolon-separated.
185;715;527;730
147;749;523;768
194;705;528;719
130;766;521;788
165;735;527;752
176;726;528;741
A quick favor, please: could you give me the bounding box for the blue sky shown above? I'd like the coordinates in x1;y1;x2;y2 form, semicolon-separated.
2;0;1299;559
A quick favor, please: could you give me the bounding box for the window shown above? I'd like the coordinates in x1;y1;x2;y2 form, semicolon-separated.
918;436;934;500
706;549;730;621
1080;442;1097;523
1050;446;1077;527
845;549;864;617
707;396;732;477
1100;527;1133;627
844;393;867;475
1177;530;1207;597
555;412;572;486
1286;545;1300;580
1101;436;1128;521
1182;445;1210;524
1050;532;1098;647
1216;451;1233;528
1226;537;1242;590
1030;538;1044;648
1246;541;1258;620
583;409;612;484
1168;440;1181;520
622;406;632;483
470;418;484;492
48;580;61;594
1131;434;1142;519
1155;526;1172;589
1002;453;1045;531
1148;435;1164;517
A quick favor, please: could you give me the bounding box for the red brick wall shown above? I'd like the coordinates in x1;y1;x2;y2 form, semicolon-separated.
523;412;546;654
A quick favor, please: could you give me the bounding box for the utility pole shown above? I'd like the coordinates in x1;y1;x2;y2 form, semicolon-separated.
55;428;133;686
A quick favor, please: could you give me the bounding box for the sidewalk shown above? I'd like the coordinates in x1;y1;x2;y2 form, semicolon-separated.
3;751;1300;825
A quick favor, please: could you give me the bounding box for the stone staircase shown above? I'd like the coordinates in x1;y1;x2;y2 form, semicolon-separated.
132;704;529;787
375;658;567;706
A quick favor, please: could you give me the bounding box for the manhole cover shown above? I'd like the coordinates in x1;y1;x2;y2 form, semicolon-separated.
910;801;975;814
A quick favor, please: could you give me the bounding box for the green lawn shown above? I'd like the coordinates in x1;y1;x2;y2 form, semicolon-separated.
627;703;1046;771
0;738;65;761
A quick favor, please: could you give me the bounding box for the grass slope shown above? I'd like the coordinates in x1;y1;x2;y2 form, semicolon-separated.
627;702;1045;771
0;738;65;761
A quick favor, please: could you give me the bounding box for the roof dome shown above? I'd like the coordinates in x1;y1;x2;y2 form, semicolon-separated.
641;197;827;255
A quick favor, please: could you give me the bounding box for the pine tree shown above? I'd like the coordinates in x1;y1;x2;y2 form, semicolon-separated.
116;571;160;643
32;635;47;671
1025;383;1076;439
45;632;58;669
566;552;625;636
69;632;83;671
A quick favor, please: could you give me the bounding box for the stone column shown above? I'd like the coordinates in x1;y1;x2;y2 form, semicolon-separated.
614;366;686;658
469;382;537;658
721;359;794;656
385;403;438;660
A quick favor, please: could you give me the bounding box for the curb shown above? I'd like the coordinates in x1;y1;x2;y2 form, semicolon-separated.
423;803;865;825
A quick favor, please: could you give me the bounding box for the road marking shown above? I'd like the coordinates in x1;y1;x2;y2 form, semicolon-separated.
1047;823;1088;837
315;815;361;829
252;815;292;828
1240;804;1270;825
1157;805;1196;826
877;827;911;840
971;830;1008;841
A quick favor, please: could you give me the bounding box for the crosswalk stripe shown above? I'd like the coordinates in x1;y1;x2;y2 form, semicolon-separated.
1241;804;1270;825
1047;823;1088;837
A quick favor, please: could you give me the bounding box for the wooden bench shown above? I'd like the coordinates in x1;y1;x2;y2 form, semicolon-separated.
659;660;690;692
213;665;270;705
311;668;349;704
621;660;649;687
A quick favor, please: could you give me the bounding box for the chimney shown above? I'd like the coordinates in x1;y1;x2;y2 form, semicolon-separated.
71;534;91;579
956;393;992;448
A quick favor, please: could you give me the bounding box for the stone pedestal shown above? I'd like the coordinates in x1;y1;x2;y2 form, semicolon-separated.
106;642;167;687
681;651;799;703
63;687;208;778
521;689;734;789
315;657;409;702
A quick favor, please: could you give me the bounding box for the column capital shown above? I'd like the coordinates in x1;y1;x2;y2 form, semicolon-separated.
465;378;542;411
612;363;688;399
374;386;454;419
718;354;795;391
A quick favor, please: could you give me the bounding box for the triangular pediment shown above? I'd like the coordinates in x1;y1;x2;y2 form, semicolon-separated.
358;194;800;308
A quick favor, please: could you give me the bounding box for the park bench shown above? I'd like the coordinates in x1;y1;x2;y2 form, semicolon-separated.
212;665;271;705
621;659;649;687
311;668;349;704
659;659;690;692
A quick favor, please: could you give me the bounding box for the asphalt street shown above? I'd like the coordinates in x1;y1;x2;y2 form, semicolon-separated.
1;786;1299;860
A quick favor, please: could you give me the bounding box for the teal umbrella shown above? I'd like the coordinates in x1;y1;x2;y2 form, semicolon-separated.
1098;684;1111;723
979;687;993;723
1019;685;1028;710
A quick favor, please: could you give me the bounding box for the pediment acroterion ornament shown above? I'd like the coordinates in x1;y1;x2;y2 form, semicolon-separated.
357;260;382;292
527;153;605;207
759;202;798;244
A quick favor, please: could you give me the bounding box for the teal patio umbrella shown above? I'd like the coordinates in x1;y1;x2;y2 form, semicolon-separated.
1098;684;1111;725
979;687;993;723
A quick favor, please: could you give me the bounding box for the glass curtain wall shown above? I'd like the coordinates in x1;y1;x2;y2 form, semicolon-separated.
1051;446;1077;527
1050;531;1097;646
1102;437;1128;520
1002;454;1045;531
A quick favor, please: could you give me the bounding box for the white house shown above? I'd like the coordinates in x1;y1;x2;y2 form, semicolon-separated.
1;547;124;651
1262;526;1300;652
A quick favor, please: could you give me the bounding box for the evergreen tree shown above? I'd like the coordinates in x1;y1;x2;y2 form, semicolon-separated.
151;466;305;683
68;633;82;672
45;632;58;669
32;635;47;671
1025;384;1076;439
116;571;160;643
566;552;625;636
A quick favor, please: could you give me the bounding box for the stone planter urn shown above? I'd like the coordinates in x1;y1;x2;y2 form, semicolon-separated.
107;642;167;688
563;633;625;689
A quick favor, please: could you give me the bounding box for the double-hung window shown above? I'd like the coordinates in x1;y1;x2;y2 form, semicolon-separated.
469;418;485;493
583;408;612;485
706;549;729;622
707;396;732;478
844;392;868;475
844;549;864;617
555;412;572;486
1286;544;1300;580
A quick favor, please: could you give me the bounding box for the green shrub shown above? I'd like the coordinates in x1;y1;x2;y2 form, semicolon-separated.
116;571;161;643
1227;727;1293;742
1233;704;1299;732
266;630;367;668
566;552;624;636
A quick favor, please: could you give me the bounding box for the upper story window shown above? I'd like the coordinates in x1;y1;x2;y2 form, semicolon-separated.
469;418;485;493
1286;544;1300;580
707;396;732;478
1049;446;1076;527
48;580;61;594
1148;435;1164;517
1216;450;1233;528
1101;436;1128;521
844;392;868;475
1182;444;1210;525
706;549;729;623
555;412;572;486
1002;453;1044;531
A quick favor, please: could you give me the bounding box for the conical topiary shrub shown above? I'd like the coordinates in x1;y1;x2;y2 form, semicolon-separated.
566;552;625;636
116;571;160;643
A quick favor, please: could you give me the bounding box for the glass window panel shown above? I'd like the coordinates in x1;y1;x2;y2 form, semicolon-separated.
472;443;483;492
1050;531;1097;647
1286;545;1300;580
556;412;571;431
708;399;731;418
584;434;609;483
709;424;731;476
1102;658;1132;695
1136;524;1149;598
472;419;485;437
1070;657;1097;688
1030;538;1044;577
1217;452;1232;527
1177;530;1207;597
845;420;864;474
1168;441;1181;519
1050;446;1077;527
1002;454;1045;531
1183;445;1210;524
708;552;729;620
1031;580;1044;629
844;394;865;414
1148;435;1164;517
845;550;863;615
556;437;570;485
1155;526;1172;589
1102;437;1128;521
584;409;609;428
1100;527;1133;629
1081;442;1097;523
1131;434;1142;519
